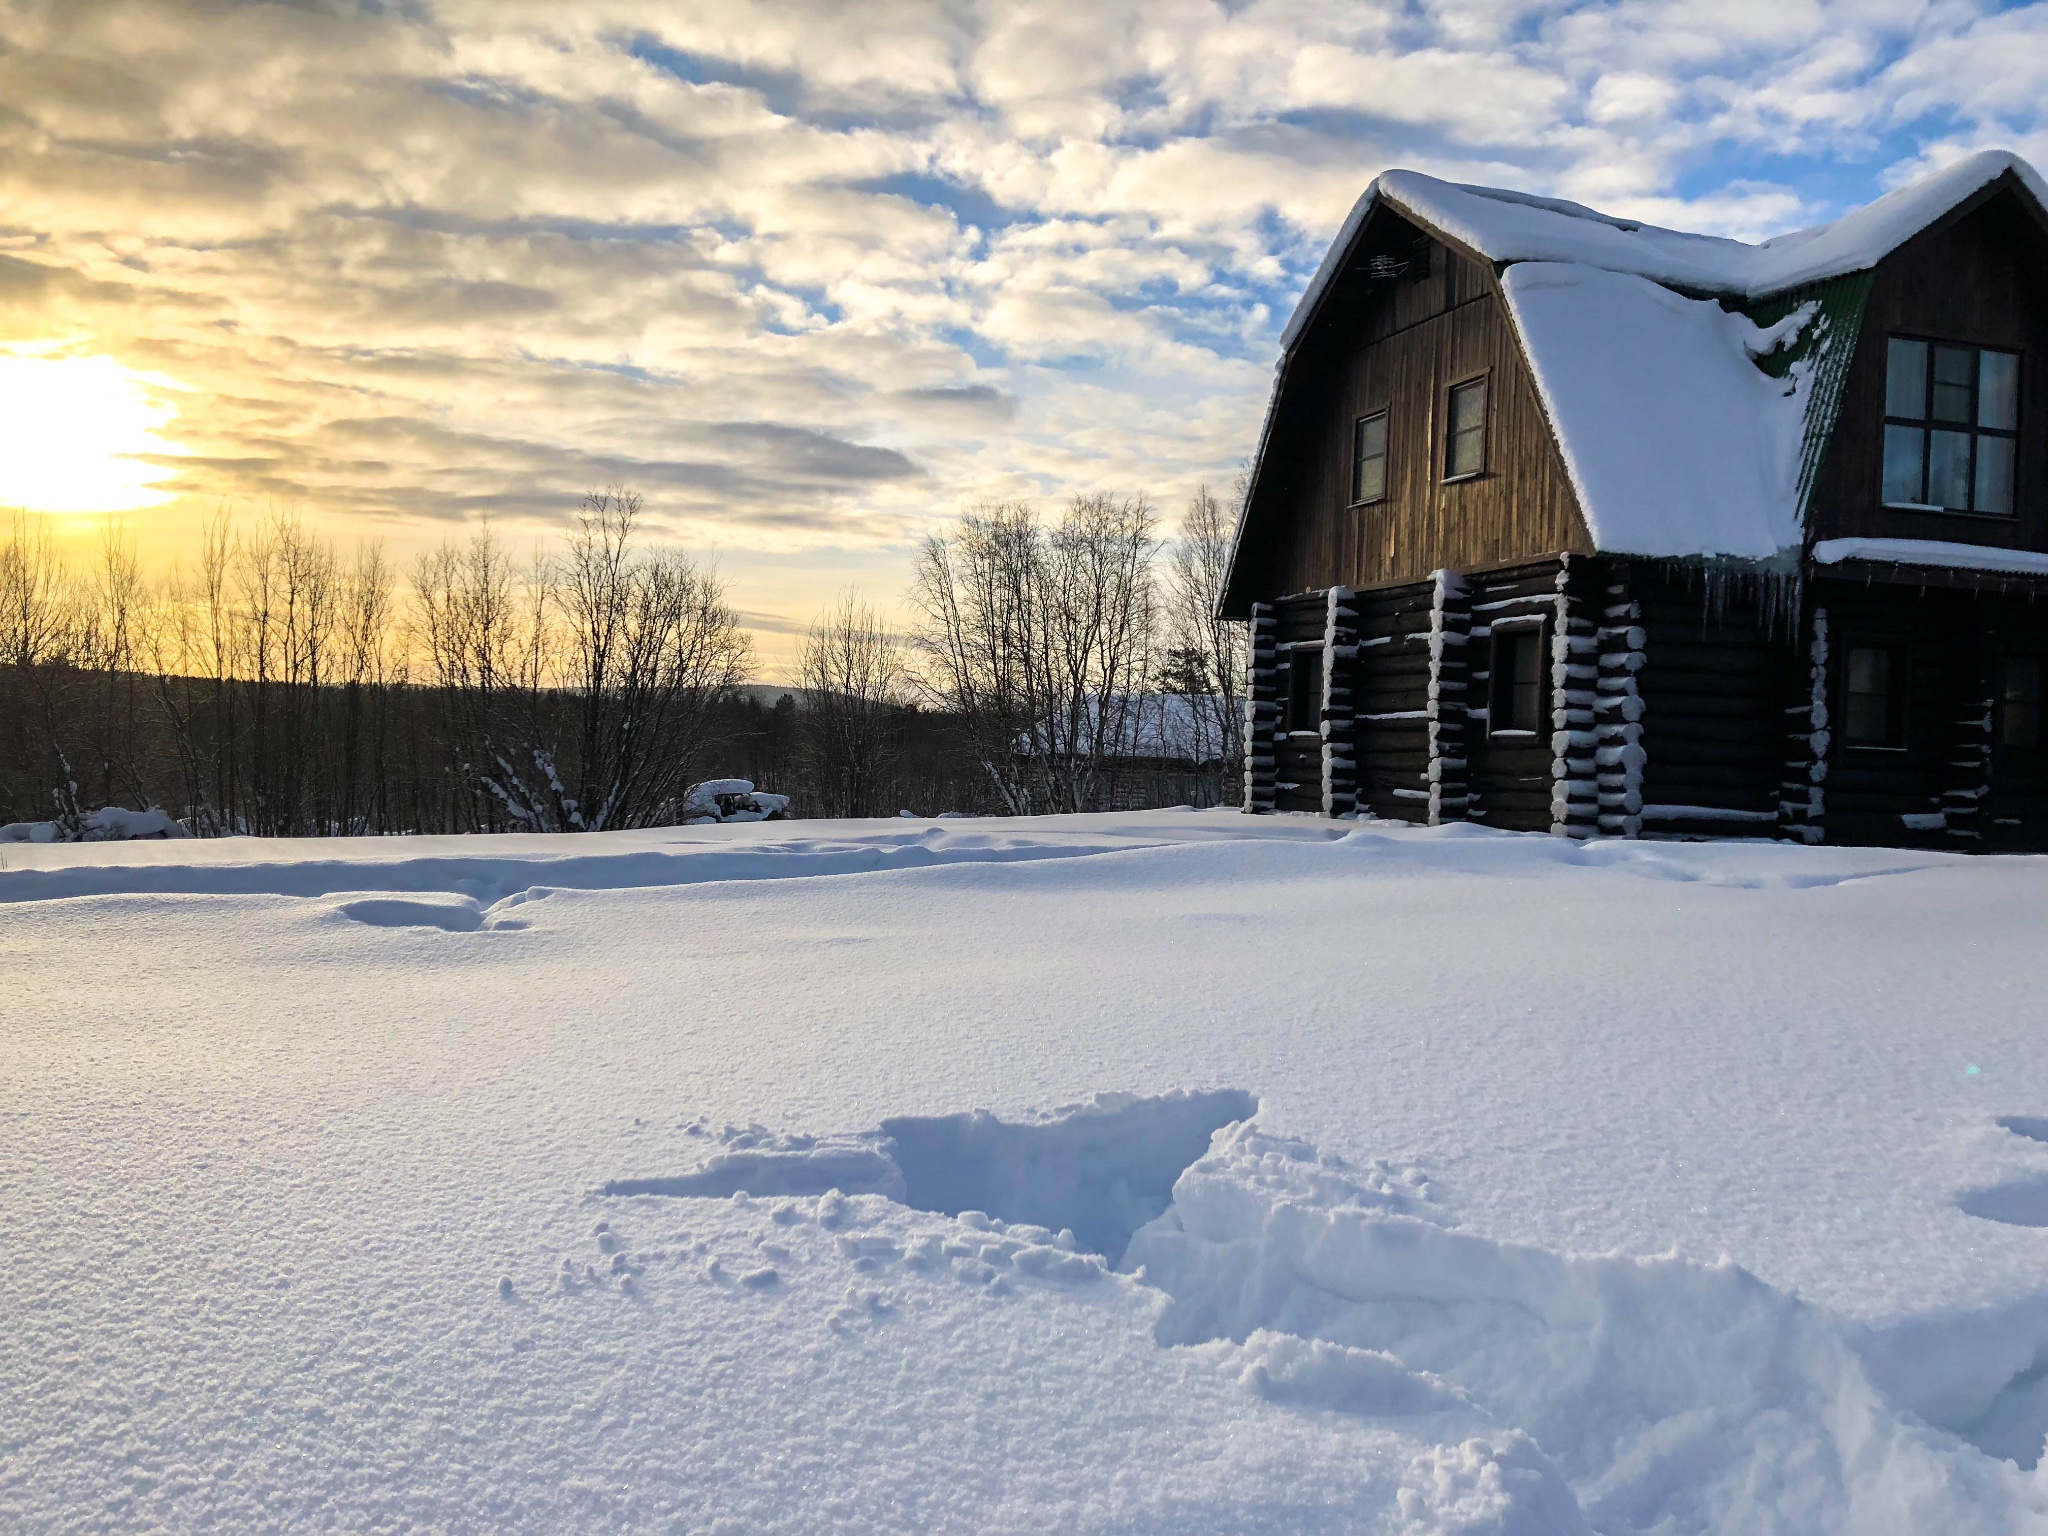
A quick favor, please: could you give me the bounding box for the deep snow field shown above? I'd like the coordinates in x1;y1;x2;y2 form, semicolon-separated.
4;810;2048;1534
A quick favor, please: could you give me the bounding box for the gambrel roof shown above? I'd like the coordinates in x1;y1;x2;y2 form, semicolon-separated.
1228;151;2048;604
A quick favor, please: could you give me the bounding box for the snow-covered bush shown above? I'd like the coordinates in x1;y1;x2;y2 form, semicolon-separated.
0;805;188;843
681;779;791;824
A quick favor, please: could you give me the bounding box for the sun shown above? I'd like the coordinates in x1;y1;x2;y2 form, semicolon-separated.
0;347;183;514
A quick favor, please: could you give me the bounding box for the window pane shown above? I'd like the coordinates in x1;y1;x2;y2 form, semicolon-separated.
1980;349;2020;431
1882;424;1925;503
1512;630;1546;732
1931;345;1974;423
1927;429;1972;508
1447;380;1486;478
1975;432;2016;515
1287;650;1322;733
2001;656;2042;747
1885;338;1927;419
1845;646;1894;745
1352;411;1387;503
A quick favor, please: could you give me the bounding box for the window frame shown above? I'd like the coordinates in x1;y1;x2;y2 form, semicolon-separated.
1281;642;1324;738
1997;652;2043;749
1349;407;1390;507
1839;639;1910;751
1880;334;2021;517
1443;372;1490;484
1485;617;1549;739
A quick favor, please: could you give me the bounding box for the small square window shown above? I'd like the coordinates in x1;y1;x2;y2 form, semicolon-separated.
1843;644;1906;747
2000;655;2042;748
1488;624;1546;736
1446;378;1487;480
1285;647;1323;735
1351;410;1388;504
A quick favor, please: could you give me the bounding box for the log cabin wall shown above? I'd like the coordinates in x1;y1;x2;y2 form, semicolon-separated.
1258;222;1594;602
1463;557;1585;832
1814;578;2048;850
1272;594;1329;813
1631;572;1792;839
1807;182;2048;555
1348;575;1450;822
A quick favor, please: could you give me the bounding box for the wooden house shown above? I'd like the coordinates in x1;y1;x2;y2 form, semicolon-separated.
1223;151;2048;849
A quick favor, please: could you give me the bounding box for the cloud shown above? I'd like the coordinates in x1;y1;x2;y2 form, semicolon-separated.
0;0;2041;668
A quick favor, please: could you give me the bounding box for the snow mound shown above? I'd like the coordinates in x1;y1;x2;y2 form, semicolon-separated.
607;1090;1259;1265
1127;1121;2048;1535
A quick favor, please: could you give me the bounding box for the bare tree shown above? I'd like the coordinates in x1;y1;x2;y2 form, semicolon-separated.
550;486;750;829
797;591;906;818
1161;482;1247;803
910;494;1159;814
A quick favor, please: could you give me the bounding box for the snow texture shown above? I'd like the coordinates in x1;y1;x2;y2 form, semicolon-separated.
1;804;187;842
1811;538;2048;576
1287;151;2047;350
1502;264;1810;560
5;810;2048;1533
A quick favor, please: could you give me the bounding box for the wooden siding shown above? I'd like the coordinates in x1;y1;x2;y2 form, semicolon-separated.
1271;278;1592;596
1808;181;2048;553
1463;557;1586;833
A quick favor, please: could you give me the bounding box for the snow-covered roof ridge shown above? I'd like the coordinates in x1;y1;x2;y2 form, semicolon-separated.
1282;150;2046;350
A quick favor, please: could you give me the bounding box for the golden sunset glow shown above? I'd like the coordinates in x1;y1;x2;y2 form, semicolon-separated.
0;349;181;515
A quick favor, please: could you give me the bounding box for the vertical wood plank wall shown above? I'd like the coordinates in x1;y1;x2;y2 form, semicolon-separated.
1808;185;2048;557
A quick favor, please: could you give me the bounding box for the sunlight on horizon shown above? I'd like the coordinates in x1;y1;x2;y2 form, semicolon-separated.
0;348;183;515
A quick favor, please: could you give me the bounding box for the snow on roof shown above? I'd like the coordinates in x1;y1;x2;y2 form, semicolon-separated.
1284;151;2046;350
1501;264;1810;561
1811;537;2048;576
1254;150;2047;567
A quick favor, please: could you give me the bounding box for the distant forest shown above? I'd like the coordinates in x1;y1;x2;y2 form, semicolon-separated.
1;486;1245;836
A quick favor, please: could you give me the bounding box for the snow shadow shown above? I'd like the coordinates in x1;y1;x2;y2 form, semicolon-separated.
881;1090;1257;1263
333;896;486;932
1999;1115;2048;1145
605;1089;1257;1265
1959;1175;2048;1228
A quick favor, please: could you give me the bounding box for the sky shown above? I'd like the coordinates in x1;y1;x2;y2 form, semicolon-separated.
2;0;2045;675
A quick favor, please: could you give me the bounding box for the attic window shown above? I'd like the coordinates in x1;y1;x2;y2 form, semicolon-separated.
1445;377;1488;481
1882;338;2019;515
1351;410;1388;504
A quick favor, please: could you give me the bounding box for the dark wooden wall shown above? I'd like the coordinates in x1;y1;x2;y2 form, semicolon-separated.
1632;575;1789;837
1271;596;1327;813
1816;580;2048;850
1239;208;1592;608
1809;181;2048;553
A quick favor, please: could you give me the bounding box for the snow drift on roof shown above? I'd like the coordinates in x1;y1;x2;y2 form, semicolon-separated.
1501;264;1810;561
1811;537;2048;576
1282;150;2045;350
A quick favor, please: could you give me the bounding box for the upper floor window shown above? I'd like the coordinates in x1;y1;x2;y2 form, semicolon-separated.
1446;377;1488;480
1351;410;1388;505
1882;337;2018;515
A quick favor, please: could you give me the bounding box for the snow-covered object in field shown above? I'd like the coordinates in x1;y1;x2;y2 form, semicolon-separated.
681;778;791;824
1260;149;2045;567
1501;264;1812;560
0;805;187;843
1811;538;2048;576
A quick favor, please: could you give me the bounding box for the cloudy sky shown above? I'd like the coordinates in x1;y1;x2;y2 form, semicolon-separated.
2;0;2044;669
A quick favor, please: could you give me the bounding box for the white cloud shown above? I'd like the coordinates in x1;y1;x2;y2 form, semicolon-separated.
0;0;2042;674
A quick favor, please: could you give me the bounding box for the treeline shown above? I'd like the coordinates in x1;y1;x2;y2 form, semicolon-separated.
0;485;1244;836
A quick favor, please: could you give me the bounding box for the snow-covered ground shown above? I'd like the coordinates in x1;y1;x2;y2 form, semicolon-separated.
4;811;2046;1533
